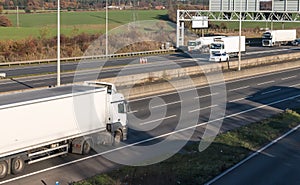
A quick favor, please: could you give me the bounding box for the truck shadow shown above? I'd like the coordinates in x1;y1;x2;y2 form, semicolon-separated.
245;86;300;110
246;37;262;47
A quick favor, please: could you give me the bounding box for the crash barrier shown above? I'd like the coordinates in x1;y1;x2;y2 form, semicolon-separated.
0;49;176;67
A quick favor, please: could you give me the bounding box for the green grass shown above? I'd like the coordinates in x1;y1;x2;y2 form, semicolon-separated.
72;109;300;185
2;10;300;40
0;10;168;40
213;21;300;29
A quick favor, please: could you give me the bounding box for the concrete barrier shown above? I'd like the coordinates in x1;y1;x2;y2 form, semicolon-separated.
102;52;300;99
101;52;300;86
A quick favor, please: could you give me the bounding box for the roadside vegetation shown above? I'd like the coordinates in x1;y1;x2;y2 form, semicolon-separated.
72;109;300;185
1;2;300;62
0;10;170;62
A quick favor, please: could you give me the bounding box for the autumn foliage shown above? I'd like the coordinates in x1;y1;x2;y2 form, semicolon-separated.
0;15;12;27
0;32;165;62
0;33;100;62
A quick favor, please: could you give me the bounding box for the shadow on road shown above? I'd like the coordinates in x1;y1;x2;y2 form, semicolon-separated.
246;86;300;110
10;78;34;89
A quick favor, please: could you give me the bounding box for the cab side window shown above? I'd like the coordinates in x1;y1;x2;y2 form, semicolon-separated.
118;103;125;113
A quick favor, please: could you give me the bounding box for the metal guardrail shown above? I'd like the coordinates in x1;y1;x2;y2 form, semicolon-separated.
0;49;176;67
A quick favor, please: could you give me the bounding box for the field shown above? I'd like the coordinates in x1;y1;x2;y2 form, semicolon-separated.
0;10;168;40
213;21;300;30
1;10;300;40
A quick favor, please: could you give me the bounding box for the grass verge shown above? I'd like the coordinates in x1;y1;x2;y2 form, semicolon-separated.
72;109;300;185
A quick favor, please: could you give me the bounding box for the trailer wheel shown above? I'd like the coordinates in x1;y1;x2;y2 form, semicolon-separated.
114;130;122;145
82;140;91;155
11;157;25;175
0;161;8;179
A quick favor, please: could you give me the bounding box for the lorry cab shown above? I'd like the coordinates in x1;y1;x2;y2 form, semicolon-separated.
262;31;272;47
187;40;201;51
83;81;128;141
209;42;225;55
107;90;128;141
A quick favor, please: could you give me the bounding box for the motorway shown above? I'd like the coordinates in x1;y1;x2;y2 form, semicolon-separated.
0;46;299;92
2;66;300;184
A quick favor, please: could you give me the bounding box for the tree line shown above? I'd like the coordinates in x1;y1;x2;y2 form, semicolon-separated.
0;0;209;11
1;0;165;11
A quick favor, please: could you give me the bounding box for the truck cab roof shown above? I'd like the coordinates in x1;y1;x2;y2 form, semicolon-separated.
0;85;105;107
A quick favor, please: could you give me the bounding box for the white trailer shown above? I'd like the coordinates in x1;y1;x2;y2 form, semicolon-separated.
262;29;296;47
0;81;127;178
187;36;225;52
209;36;246;57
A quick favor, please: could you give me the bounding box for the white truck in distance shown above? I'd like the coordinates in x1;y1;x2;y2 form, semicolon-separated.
209;36;246;57
262;29;296;47
0;81;128;178
187;36;225;52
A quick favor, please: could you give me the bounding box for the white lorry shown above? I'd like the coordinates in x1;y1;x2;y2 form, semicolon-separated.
187;36;225;52
0;81;128;178
262;29;296;47
209;36;246;57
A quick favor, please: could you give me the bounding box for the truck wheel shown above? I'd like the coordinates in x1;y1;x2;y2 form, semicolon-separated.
0;161;8;179
82;140;91;155
11;157;25;175
114;130;122;145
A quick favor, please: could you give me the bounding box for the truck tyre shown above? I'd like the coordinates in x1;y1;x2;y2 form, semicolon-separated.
11;157;25;175
114;130;122;145
0;161;8;179
82;140;91;155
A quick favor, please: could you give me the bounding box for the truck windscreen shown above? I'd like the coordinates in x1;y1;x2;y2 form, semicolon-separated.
210;43;222;49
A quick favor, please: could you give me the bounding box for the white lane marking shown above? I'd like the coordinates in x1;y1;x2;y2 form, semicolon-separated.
205;124;300;185
3;94;300;185
261;88;281;95
229;96;253;103
139;115;177;126
33;82;48;85
229;97;245;103
290;83;300;87
151;100;181;109
194;92;219;99
128;110;138;114
245;48;289;55
189;104;218;113
281;75;297;80
228;86;249;92
257;80;275;86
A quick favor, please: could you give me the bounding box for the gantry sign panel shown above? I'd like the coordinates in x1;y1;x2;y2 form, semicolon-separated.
210;0;300;12
176;0;300;46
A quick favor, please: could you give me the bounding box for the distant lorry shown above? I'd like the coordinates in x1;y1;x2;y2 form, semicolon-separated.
262;29;296;47
209;36;246;57
0;81;127;178
187;36;225;52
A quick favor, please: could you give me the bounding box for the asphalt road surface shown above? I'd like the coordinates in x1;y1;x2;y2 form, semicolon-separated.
2;66;300;185
207;126;300;185
0;46;299;93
